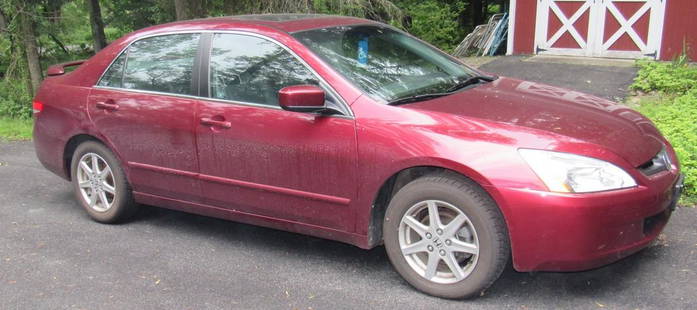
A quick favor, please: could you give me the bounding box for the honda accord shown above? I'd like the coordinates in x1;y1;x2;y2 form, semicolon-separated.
32;14;683;298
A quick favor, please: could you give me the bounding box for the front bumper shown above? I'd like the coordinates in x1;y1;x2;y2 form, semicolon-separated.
493;172;683;272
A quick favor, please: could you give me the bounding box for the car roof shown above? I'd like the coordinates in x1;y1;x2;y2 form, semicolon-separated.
144;14;377;34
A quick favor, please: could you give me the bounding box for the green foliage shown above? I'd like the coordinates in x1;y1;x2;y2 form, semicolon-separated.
632;61;697;198
103;0;174;33
487;3;501;14
311;0;404;24
397;0;464;52
632;60;697;94
636;92;697;198
0;79;32;120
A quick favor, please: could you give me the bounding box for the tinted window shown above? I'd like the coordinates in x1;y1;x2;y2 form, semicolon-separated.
98;52;127;87
209;33;318;106
122;34;200;95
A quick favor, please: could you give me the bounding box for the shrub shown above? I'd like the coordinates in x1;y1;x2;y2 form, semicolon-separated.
398;0;464;52
632;61;697;198
0;79;32;120
637;91;697;197
632;60;697;94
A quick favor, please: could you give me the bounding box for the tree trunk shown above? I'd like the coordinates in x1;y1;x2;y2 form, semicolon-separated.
0;9;7;32
223;0;235;15
472;0;484;26
174;0;205;20
86;0;107;51
190;0;205;18
46;0;64;24
174;0;190;20
19;12;42;95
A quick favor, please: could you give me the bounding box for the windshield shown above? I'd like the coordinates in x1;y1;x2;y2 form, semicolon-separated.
293;25;479;103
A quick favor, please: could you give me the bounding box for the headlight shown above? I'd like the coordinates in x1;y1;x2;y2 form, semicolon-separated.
518;149;637;193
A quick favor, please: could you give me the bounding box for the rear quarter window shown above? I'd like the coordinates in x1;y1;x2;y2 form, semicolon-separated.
98;52;127;87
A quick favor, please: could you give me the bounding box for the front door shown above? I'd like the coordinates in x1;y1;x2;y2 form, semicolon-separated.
195;33;357;231
88;33;202;201
534;0;666;58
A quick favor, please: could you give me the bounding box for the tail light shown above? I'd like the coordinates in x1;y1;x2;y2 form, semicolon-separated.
32;100;44;114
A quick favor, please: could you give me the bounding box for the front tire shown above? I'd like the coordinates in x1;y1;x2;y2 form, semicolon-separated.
70;141;137;223
383;173;510;299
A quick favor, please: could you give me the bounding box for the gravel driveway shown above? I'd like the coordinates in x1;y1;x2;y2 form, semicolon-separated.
2;57;695;309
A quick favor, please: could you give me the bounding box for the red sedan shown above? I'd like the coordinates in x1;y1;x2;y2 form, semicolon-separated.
33;14;684;298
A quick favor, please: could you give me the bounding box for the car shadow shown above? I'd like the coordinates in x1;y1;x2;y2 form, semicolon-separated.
132;203;394;267
49;178;666;302
124;201;667;300
481;247;661;301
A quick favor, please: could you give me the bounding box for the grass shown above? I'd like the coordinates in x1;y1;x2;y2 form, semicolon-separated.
0;118;33;141
681;195;697;208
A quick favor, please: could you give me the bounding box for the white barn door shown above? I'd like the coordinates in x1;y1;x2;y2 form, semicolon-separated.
595;0;666;58
534;0;599;57
534;0;666;59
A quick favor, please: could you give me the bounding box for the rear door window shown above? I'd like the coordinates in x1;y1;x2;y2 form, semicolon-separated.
119;33;200;95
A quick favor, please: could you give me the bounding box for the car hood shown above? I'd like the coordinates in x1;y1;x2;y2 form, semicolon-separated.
404;77;663;167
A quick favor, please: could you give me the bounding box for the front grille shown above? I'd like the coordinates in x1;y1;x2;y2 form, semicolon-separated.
638;148;671;176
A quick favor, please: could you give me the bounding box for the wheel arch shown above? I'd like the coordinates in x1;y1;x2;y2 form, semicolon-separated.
366;164;510;249
63;134;119;181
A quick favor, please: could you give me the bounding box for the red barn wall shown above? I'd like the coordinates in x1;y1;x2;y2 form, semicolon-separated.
660;0;697;61
512;0;538;54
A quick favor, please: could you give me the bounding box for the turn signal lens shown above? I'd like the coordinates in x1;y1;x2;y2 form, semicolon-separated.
32;100;44;114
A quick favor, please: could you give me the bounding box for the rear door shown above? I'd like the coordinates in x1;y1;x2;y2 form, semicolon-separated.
88;33;203;201
194;33;358;231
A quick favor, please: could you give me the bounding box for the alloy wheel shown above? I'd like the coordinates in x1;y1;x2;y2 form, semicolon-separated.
398;200;479;284
76;153;116;212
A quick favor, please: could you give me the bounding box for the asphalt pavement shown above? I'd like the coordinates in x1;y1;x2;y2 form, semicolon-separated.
478;55;639;101
2;57;696;309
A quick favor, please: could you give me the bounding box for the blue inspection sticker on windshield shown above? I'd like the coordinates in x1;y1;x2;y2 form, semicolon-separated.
358;37;368;65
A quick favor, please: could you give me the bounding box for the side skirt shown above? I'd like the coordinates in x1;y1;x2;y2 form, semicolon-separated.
133;191;372;249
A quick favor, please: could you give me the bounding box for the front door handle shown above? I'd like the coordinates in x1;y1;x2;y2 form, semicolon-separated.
96;101;119;111
200;117;232;129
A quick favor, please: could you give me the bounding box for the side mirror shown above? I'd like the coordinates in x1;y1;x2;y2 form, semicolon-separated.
278;85;326;113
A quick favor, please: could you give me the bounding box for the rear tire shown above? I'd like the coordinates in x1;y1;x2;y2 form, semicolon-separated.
383;173;509;299
70;141;137;223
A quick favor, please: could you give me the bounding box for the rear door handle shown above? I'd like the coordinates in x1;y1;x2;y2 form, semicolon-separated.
200;117;232;129
96;101;119;111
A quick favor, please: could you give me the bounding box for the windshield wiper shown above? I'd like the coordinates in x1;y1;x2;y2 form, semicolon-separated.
446;74;497;93
387;93;449;106
387;74;497;106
